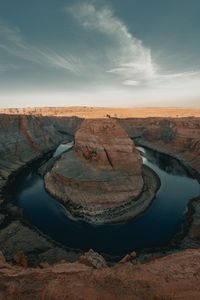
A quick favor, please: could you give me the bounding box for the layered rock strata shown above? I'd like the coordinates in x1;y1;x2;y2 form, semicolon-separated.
0;114;82;265
0;114;81;196
45;119;159;224
119;117;200;177
0;108;200;297
0;248;200;300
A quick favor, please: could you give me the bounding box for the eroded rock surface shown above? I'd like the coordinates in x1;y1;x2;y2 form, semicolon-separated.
74;119;143;173
119;117;200;177
44;119;159;224
0;249;200;300
79;249;107;269
0;221;80;266
0;114;81;196
0;108;200;299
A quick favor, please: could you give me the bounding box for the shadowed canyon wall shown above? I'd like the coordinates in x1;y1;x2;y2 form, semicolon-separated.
0;108;200;299
119;117;200;177
0;114;82;196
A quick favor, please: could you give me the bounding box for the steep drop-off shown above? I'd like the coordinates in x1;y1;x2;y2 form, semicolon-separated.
0;114;81;195
44;119;159;224
119;117;200;176
0;108;200;299
0;113;82;265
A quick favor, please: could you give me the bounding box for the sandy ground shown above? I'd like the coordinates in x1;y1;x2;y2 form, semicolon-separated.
1;106;200;118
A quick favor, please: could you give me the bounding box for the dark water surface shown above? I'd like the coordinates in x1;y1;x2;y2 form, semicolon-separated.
12;144;200;256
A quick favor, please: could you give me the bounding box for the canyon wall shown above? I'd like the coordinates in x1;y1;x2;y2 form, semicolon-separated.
1;108;200;178
119;117;200;176
0;114;81;195
0;113;82;265
0;108;200;299
44;119;160;224
1;107;200;175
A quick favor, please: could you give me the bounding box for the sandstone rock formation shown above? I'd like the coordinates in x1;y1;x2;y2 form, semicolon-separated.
0;113;81;266
79;249;107;269
0;111;199;244
0;114;81;197
0;107;200;300
119;117;200;177
74;119;143;173
0;248;200;300
44;119;160;224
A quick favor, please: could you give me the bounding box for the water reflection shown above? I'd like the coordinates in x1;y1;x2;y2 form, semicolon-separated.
13;145;200;255
53;142;74;157
137;146;191;177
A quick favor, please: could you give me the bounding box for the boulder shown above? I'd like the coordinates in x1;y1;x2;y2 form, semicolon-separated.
79;249;107;269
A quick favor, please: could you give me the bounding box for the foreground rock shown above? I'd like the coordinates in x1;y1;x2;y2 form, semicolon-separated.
79;249;107;269
45;119;159;224
0;249;199;299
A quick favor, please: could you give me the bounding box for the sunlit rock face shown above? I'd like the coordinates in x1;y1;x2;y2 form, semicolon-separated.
74;119;143;173
44;119;145;224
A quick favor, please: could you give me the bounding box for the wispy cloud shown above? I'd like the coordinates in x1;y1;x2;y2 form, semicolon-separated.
149;71;200;89
122;70;200;87
66;2;156;82
0;22;81;74
123;80;141;86
37;49;81;74
0;63;19;73
0;2;200;107
66;2;200;94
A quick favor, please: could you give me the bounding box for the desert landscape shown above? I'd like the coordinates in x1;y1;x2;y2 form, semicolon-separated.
0;107;200;299
1;0;200;298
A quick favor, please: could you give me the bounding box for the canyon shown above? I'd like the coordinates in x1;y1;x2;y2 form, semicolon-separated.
0;107;200;299
44;119;159;224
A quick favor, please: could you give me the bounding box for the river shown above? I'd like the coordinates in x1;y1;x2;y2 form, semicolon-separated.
12;143;200;256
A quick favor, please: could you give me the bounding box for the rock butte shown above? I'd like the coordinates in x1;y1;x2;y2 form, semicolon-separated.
44;119;158;224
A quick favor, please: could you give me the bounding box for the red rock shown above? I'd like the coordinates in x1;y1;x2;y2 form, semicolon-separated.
119;251;137;264
0;251;6;265
14;251;28;268
0;249;199;299
79;249;107;269
45;119;145;224
75;119;142;173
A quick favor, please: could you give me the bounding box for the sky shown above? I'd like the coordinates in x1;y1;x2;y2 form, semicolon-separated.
0;0;200;108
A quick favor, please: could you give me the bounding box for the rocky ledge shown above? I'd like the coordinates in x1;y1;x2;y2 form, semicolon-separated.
0;248;200;299
45;119;159;224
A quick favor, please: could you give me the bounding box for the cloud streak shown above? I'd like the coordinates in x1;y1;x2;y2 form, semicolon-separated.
0;22;81;74
67;2;156;82
66;2;200;94
0;2;200;108
0;63;19;73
